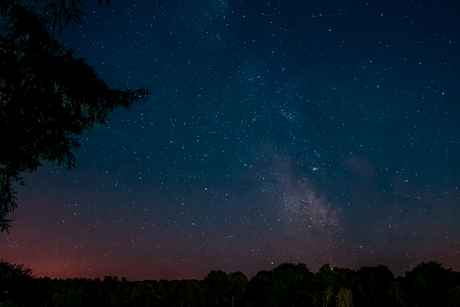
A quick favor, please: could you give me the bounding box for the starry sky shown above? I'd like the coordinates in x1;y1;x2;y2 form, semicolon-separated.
2;0;460;281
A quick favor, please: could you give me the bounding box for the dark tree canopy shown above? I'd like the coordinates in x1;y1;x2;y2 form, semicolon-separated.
0;260;35;305
0;0;148;232
1;259;459;307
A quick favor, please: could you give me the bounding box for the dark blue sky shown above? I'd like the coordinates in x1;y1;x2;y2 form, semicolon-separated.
2;0;460;280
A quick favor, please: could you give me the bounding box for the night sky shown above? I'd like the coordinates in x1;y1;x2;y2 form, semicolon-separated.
2;0;460;281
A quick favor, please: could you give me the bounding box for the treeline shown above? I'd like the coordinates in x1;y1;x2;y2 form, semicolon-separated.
1;260;460;307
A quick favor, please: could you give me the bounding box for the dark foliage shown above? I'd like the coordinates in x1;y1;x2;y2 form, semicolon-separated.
355;265;395;307
400;261;457;307
0;0;148;231
1;260;459;307
0;0;110;34
246;263;314;307
0;260;37;306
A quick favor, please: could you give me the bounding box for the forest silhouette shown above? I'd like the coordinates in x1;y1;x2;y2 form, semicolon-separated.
1;259;460;307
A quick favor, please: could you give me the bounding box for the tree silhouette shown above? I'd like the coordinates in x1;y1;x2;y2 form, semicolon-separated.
245;269;276;307
401;261;456;307
1;0;111;35
0;0;148;231
319;286;334;307
201;270;232;307
0;260;36;306
1;260;459;307
335;287;353;307
387;281;405;307
227;272;248;307
315;264;336;307
246;263;314;307
355;265;394;307
449;285;460;307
